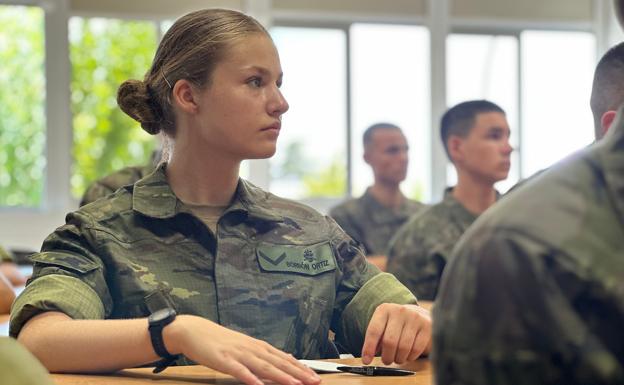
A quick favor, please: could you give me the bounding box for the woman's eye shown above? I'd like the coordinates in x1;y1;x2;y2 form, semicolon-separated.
248;77;262;87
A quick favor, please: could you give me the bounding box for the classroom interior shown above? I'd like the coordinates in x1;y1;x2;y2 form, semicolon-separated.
1;0;622;251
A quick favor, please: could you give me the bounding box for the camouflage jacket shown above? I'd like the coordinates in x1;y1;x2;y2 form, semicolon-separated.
329;189;425;256
79;165;153;207
386;188;477;300
11;164;417;361
0;337;54;385
433;114;624;384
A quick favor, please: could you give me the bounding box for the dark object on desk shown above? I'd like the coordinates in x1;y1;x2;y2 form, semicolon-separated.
337;366;414;376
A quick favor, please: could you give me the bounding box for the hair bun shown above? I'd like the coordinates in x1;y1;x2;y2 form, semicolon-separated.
117;80;162;135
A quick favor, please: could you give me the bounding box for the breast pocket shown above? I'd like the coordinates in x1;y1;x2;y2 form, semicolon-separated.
255;241;338;359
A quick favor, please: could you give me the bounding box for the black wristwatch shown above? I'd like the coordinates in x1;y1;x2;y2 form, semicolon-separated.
148;308;179;373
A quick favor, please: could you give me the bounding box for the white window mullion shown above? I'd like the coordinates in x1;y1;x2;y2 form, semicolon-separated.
428;0;449;202
43;0;73;211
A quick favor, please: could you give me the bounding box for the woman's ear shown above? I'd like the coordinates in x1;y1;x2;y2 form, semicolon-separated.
172;79;199;114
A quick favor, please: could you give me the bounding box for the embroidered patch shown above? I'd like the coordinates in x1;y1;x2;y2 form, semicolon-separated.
256;242;336;276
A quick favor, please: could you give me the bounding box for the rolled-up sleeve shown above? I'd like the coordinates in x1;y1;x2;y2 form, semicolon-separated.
327;217;418;354
9;211;112;337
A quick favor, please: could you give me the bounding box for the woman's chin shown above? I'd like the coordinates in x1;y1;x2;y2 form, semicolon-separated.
246;146;277;160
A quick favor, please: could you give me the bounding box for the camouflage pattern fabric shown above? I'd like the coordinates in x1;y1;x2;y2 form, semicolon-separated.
0;246;12;263
0;337;54;385
386;188;477;300
329;189;425;256
79;165;153;207
433;111;624;384
10;164;417;362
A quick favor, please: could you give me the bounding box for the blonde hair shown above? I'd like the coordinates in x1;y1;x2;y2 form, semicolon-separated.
117;8;268;136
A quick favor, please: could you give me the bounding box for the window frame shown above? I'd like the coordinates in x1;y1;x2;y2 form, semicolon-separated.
0;0;606;252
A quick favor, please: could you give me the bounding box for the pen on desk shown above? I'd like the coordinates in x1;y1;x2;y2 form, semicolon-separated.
336;366;414;376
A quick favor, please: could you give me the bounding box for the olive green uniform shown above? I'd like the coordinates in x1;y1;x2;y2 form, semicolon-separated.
386;188;478;300
329;189;425;255
0;337;54;385
11;164;417;361
433;113;624;384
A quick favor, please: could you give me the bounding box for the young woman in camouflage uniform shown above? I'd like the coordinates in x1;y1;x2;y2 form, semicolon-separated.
11;8;431;385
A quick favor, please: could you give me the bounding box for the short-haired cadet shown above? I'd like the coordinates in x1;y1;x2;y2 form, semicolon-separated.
330;123;425;270
387;100;512;300
433;41;624;384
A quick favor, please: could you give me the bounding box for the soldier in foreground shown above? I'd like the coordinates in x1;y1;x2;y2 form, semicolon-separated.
330;123;425;270
387;100;511;300
433;40;624;384
11;9;431;385
0;337;54;385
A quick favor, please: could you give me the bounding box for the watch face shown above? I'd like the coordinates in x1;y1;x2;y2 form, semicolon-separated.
150;308;176;323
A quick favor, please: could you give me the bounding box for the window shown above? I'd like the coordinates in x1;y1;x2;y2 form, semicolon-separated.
446;34;519;192
270;26;348;199
447;31;595;190
0;5;45;207
69;17;159;198
521;30;596;177
351;24;431;201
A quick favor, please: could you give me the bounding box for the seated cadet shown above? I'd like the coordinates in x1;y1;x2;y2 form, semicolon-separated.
433;40;624;384
329;123;425;270
11;9;431;385
387;100;511;300
0;245;26;287
0;271;15;314
79;146;162;206
0;337;54;385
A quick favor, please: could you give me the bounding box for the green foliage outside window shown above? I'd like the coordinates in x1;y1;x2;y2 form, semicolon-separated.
70;18;158;198
273;140;347;197
0;6;45;207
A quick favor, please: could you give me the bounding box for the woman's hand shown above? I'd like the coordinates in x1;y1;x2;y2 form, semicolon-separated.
165;315;321;385
361;304;431;365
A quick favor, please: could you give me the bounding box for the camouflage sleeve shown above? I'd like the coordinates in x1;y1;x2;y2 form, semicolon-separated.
80;181;116;207
433;228;620;385
9;211;112;338
0;245;13;262
327;217;417;355
386;226;445;301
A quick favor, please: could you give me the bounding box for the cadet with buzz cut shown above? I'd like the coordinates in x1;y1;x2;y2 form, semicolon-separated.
330;123;425;270
11;9;431;385
433;39;624;384
386;100;512;300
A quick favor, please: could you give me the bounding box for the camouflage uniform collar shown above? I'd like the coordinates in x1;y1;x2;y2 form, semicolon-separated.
361;188;413;224
597;108;624;223
132;163;177;218
132;163;283;222
442;187;479;226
